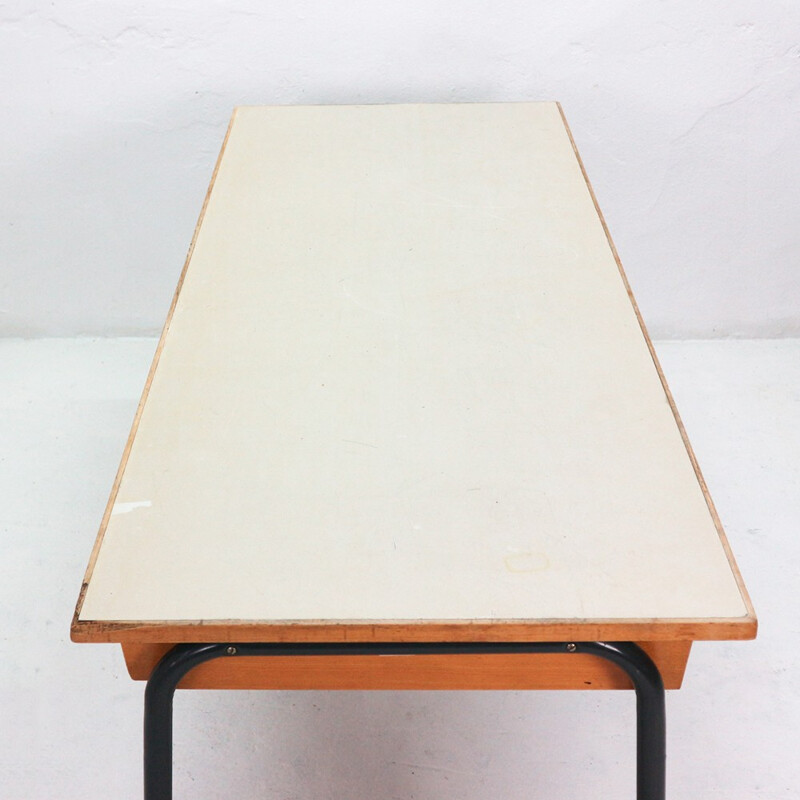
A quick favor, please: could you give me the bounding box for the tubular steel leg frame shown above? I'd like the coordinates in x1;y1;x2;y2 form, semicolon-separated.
143;641;665;800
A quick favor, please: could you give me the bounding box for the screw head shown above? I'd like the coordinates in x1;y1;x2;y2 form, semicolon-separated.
566;643;577;652
226;646;238;655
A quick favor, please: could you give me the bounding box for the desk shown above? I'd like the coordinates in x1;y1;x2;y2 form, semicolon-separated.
72;103;755;800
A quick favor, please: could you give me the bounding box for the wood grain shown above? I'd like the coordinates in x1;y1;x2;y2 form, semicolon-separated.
72;617;754;644
121;641;692;690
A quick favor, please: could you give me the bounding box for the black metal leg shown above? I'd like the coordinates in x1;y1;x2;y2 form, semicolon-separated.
143;640;665;800
578;642;666;800
144;644;229;800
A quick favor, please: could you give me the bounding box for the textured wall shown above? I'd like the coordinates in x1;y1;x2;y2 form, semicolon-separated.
2;1;799;337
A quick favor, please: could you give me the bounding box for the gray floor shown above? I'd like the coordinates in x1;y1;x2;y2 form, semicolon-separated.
0;337;796;799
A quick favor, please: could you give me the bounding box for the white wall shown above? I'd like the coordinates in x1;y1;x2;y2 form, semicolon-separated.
2;1;799;337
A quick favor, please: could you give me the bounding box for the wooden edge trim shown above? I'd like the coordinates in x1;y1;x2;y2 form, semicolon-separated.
71;109;240;637
555;102;757;635
71;615;756;644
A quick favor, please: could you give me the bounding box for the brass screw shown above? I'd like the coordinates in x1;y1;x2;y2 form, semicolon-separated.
566;643;577;652
226;646;237;655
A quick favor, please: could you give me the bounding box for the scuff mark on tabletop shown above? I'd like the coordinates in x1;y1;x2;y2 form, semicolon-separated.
111;500;152;515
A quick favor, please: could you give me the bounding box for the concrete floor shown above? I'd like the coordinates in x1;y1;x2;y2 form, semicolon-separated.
0;337;796;799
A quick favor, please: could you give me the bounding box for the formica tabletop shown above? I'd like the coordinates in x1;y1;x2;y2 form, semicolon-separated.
72;102;755;645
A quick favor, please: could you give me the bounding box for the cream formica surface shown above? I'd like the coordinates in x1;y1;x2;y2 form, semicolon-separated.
75;103;753;639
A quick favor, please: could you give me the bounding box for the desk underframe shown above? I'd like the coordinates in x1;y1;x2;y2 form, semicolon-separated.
141;640;668;800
